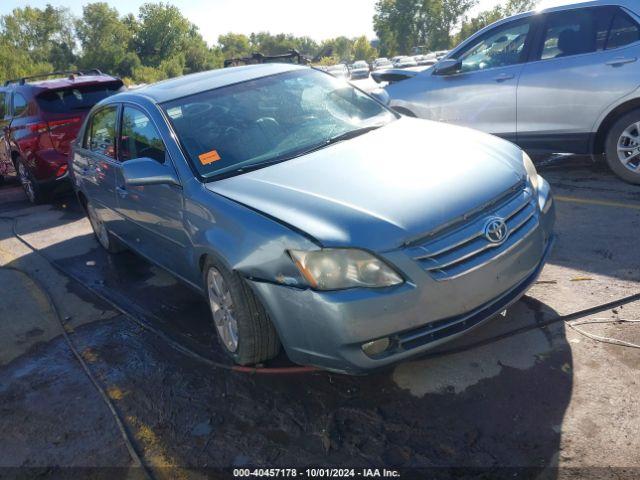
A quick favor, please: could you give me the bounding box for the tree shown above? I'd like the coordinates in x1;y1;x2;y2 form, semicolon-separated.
0;5;75;70
352;36;378;62
453;0;538;45
218;33;251;58
134;3;191;67
75;3;137;77
374;0;476;55
453;5;503;45
505;0;538;15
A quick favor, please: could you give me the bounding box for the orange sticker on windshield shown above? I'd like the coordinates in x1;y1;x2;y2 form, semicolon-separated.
199;150;221;165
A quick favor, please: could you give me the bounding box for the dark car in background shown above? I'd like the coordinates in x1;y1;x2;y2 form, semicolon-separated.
0;70;124;203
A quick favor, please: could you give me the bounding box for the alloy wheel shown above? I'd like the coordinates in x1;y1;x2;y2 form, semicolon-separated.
616;122;640;173
207;267;239;353
17;162;35;203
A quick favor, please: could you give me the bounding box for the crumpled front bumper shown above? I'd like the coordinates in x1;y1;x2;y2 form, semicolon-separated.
249;177;556;374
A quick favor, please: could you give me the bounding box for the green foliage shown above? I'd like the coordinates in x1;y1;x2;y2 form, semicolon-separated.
218;33;252;58
374;0;538;56
352;36;378;62
454;0;538;45
0;2;376;84
374;0;477;55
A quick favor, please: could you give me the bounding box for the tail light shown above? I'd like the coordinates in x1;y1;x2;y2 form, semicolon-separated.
55;164;68;177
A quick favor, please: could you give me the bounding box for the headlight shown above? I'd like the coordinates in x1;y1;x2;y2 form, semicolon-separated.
289;249;403;290
522;151;539;192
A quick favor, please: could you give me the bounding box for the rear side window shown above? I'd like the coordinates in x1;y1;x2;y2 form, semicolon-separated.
87;107;117;159
36;81;123;113
119;106;165;163
606;10;640;50
539;7;614;60
13;93;28;117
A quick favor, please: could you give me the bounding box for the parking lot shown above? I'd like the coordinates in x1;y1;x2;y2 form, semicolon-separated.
0;158;638;478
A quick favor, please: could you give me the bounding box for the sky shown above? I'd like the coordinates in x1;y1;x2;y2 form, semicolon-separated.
0;0;502;45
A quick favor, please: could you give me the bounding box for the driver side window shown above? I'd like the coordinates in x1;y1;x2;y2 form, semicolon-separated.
119;106;165;163
457;19;531;73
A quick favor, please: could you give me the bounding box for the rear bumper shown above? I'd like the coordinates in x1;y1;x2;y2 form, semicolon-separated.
250;179;555;374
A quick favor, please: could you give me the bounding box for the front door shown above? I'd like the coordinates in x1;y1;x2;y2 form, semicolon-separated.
112;105;190;280
396;17;534;139
517;5;640;153
75;105;120;224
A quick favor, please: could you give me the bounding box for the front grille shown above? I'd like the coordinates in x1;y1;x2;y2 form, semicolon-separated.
406;185;538;280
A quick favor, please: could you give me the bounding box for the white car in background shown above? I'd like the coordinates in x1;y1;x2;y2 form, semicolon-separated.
372;58;393;70
350;61;370;79
326;64;350;80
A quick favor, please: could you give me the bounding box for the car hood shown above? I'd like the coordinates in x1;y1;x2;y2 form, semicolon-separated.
205;117;526;252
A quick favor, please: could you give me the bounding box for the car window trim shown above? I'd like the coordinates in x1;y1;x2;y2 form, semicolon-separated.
434;16;536;77
85;103;121;162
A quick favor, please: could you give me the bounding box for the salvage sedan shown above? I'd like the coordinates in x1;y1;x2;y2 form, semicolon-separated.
70;64;555;374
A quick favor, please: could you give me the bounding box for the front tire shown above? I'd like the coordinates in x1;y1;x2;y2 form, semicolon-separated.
203;257;280;365
86;201;125;253
605;110;640;185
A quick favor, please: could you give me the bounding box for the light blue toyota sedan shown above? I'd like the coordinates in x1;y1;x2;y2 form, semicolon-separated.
70;64;555;374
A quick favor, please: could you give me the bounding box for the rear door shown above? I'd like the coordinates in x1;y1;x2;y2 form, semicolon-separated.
74;105;120;223
112;104;190;279
517;6;640;153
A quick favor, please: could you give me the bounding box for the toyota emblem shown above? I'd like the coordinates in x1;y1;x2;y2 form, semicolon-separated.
484;218;509;244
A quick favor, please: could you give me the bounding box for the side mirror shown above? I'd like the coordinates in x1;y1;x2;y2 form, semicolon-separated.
371;69;419;85
433;58;462;76
122;157;180;187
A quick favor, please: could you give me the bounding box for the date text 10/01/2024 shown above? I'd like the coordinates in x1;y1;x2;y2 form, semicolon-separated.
233;469;401;478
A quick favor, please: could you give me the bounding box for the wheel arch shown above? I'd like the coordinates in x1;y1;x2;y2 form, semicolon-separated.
592;98;640;155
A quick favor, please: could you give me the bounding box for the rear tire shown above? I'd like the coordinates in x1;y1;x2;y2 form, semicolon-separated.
203;257;280;365
17;159;48;204
86;200;126;253
605;109;640;185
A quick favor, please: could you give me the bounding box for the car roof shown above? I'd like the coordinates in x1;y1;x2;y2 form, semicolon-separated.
496;0;639;21
132;63;306;104
3;74;120;93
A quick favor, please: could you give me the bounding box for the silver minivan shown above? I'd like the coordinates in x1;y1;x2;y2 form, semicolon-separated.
385;0;640;184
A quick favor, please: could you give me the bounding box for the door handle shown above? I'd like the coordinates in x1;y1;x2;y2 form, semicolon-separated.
494;73;515;82
606;57;637;67
116;185;128;198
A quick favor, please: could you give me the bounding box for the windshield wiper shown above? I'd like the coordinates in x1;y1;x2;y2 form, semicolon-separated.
325;125;384;146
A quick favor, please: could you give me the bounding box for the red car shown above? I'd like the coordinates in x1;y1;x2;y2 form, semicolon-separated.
0;70;124;203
